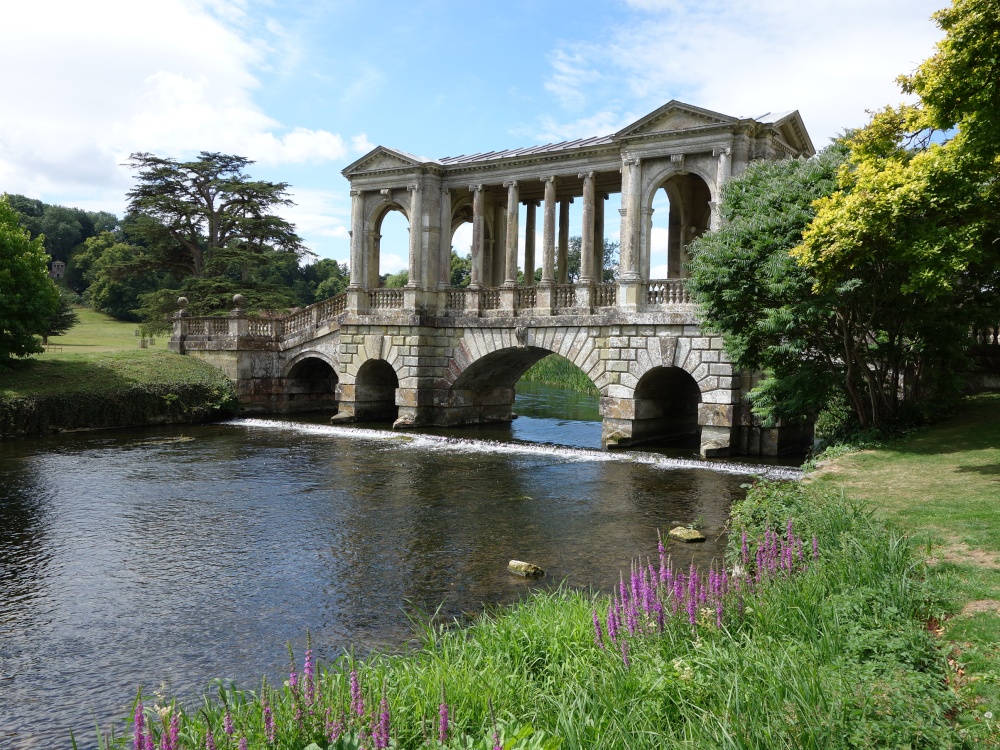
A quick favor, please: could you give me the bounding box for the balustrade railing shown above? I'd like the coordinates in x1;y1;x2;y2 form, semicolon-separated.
445;290;468;310
515;287;537;309
594;283;616;307
480;288;501;310
646;279;691;305
246;318;279;338
369;288;404;309
971;323;1000;346
553;284;575;309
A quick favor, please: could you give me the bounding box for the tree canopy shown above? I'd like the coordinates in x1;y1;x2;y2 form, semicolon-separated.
0;196;60;365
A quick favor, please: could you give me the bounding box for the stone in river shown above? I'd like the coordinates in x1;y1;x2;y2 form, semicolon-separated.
508;560;545;578
668;526;706;543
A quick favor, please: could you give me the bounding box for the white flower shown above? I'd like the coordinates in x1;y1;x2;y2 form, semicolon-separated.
986;711;994;720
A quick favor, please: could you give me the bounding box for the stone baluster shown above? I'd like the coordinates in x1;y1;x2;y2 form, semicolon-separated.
469;184;484;289
503;180;519;287
540;177;556;286
523;200;538;287
578;172;595;284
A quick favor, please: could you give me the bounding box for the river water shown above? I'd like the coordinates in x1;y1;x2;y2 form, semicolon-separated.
0;383;798;748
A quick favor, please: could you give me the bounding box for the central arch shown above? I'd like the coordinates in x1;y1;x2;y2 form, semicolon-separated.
353;359;400;422
644;167;715;279
630;366;702;444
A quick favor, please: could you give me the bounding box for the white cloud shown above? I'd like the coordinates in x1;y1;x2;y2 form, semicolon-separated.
0;0;356;204
351;133;376;154
536;0;945;146
544;47;603;111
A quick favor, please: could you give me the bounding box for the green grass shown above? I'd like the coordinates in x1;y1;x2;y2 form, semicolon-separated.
519;354;598;395
41;306;154;355
808;392;1000;744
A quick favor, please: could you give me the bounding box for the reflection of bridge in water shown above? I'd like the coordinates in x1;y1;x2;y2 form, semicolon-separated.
170;101;817;456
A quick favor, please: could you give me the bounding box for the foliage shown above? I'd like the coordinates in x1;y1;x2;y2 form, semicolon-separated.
113;487;958;749
381;269;409;288
4;192;118;264
74;232;170;321
42;289;80;344
0;196;60;365
519;354;597;394
687;147;848;427
450;250;472;288
565;237;620;282
0;350;239;435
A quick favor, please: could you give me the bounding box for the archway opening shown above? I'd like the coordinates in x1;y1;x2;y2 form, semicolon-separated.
354;359;399;422
449;203;474;288
375;207;410;287
649;173;712;279
284;357;339;413
514;353;601;447
631;366;701;445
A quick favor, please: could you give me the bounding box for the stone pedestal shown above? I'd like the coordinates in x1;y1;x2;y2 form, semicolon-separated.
617;281;643;311
346;288;368;314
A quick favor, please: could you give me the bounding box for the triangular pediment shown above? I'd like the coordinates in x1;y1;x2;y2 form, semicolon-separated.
342;147;427;176
616;101;736;139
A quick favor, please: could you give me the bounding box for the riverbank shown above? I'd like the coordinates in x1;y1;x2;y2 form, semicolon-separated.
808;391;1000;744
115;480;959;749
520;354;598;394
0;350;239;436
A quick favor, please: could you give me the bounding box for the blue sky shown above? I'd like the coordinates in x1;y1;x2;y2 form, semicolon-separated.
2;0;946;274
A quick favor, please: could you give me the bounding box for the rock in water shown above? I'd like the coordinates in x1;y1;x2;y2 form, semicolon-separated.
508;560;545;578
668;526;706;543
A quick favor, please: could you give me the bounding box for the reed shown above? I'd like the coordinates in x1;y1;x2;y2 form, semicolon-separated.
518;355;597;395
113;483;956;750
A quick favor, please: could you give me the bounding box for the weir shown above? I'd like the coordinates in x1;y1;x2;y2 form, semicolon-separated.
170;100;817;457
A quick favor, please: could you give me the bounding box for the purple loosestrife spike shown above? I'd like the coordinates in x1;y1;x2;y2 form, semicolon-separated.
493;732;503;750
741;531;750;566
261;689;274;745
350;669;364;717
239;739;248;750
716;597;724;628
377;694;391;749
134;699;145;750
205;726;216;750
438;702;449;744
787;518;795;545
620;636;630;669
223;710;234;736
303;647;314;706
813;535;819;559
593;608;605;648
169;712;180;750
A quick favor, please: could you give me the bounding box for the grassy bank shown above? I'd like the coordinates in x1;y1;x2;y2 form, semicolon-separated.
113;483;958;749
0;350;238;436
41;306;153;355
809;392;1000;744
519;355;598;395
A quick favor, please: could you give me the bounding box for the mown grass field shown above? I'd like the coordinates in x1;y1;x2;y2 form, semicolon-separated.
809;392;1000;743
40;306;157;355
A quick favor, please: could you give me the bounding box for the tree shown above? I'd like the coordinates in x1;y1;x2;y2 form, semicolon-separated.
0;196;60;365
124;152;308;279
687;147;848;427
566;237;620;282
79;232;167;321
450;249;472;288
42;289;80;345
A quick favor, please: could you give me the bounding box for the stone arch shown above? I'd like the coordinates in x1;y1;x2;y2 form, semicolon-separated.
352;358;400;422
282;352;339;412
643;163;716;279
629;366;702;443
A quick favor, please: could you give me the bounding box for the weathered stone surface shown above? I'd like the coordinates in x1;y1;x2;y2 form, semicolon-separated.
668;527;706;543
507;560;545;578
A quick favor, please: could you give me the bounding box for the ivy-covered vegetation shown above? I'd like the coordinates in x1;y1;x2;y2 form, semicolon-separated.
0;350;238;436
106;482;958;749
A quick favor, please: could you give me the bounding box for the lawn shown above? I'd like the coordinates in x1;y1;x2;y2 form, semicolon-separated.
39;306;161;356
808;392;1000;742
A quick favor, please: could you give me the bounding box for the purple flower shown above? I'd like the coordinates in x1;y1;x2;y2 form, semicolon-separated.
620;636;630;669
438;701;449;744
262;689;275;745
493;731;503;750
350;669;364;717
133;699;145;750
592;608;605;649
239;739;248;750
205;726;216;750
741;530;750;567
373;695;391;749
169;712;180;750
223;710;234;736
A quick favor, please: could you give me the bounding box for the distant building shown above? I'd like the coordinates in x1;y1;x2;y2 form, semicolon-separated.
49;260;65;279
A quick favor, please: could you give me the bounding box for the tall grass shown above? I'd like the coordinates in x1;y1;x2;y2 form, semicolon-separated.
115;484;957;749
518;355;597;395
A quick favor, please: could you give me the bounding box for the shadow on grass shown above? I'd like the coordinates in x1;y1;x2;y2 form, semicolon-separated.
879;393;1000;456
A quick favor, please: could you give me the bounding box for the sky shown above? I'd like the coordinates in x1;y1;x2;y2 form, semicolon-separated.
1;0;947;276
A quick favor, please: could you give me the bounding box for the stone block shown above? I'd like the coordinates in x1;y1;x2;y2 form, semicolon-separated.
620;349;637;361
691;337;711;350
668;527;706;543
710;337;725;349
621;325;637;336
608;361;629;372
638;326;656;336
698;403;735;427
609;336;630;348
605;384;632;399
701;350;720;363
709;363;732;376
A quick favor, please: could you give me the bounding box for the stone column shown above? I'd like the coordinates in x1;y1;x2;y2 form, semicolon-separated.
438;188;452;289
712;146;732;231
367;230;380;288
523;200;537;286
406;183;422;288
619;156;641;281
503;180;519;287
540;177;556;286
557;197;572;284
348;189;364;288
578;172;595;284
594;192;606;282
469;184;484;289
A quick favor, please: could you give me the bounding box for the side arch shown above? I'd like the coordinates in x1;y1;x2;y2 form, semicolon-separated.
282;352;339;412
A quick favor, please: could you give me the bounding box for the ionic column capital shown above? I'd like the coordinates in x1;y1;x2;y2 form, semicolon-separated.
469;184;484;193
407;183;420;193
503;180;518;189
350;189;364;197
713;147;732;157
577;171;595;181
522;199;540;207
540;175;556;184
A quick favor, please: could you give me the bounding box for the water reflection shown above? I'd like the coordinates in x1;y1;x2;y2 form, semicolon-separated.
0;387;757;749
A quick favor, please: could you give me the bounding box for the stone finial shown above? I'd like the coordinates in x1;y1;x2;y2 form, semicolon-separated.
177;296;189;309
232;294;244;308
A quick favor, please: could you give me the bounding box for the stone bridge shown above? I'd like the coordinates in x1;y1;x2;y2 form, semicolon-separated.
170;101;817;456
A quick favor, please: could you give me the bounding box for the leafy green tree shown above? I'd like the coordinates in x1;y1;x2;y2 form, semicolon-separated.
0;197;59;365
381;270;408;288
450;249;472;288
687;147;848;427
566;237;620;282
42;289;80;345
311;259;349;301
79;233;166;321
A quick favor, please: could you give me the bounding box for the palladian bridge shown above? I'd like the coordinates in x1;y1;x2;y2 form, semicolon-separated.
170;101;815;456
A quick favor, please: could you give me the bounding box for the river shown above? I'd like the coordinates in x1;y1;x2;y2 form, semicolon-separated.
0;382;797;748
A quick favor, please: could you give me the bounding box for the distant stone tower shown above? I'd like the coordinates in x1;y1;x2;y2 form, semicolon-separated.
49;260;65;279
